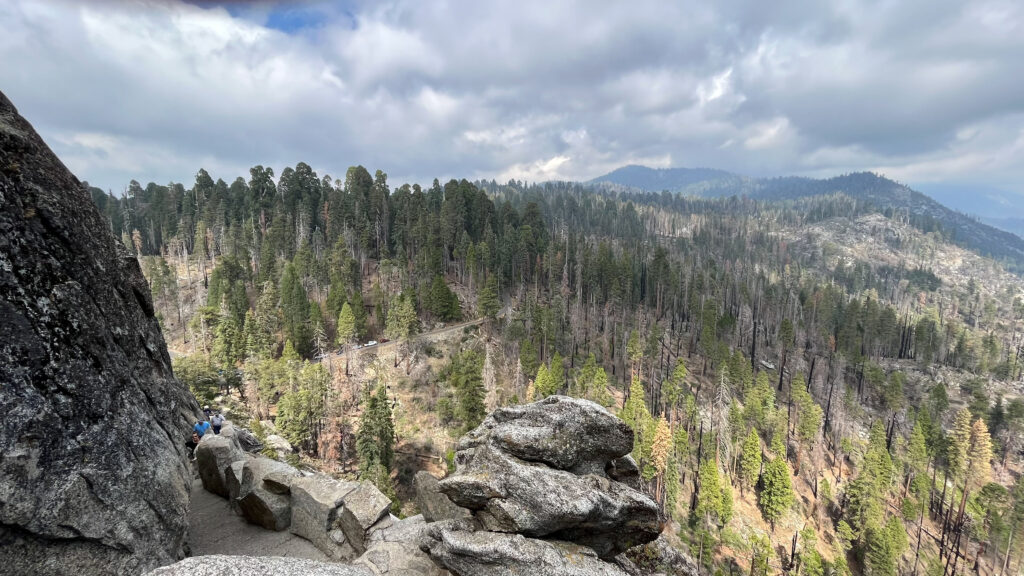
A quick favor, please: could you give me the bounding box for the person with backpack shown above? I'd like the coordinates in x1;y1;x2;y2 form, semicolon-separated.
210;412;225;435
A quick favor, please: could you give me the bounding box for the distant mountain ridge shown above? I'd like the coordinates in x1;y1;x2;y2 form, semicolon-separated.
590;165;1024;273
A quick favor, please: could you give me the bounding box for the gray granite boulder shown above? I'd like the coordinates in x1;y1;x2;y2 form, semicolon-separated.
225;459;250;515
469;396;634;475
420;520;629;576
196;433;246;497
439;434;660;557
237;457;300;531
265;434;294;458
355;515;448;575
605;455;642;490
414;471;471;522
236;453;303;528
290;474;362;560
234;426;264;453
338;482;393;555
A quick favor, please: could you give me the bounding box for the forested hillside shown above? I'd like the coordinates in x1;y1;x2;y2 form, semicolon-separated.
94;164;1024;576
593;166;1024;272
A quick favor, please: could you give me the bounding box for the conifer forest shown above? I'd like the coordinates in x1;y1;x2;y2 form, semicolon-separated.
92;162;1024;576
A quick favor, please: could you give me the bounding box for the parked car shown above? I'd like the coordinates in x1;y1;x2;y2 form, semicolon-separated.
366;340;378;346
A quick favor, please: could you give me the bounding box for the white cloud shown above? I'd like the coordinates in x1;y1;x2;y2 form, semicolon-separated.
0;0;1023;201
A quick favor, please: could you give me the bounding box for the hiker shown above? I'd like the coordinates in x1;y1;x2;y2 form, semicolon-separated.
203;405;213;419
193;419;210;438
185;431;200;460
211;412;225;435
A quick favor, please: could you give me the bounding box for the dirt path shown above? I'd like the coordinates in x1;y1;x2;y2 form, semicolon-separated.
187;478;327;560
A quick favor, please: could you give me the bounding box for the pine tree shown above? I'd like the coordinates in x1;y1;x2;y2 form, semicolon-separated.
651;416;672;506
549;351;565;394
759;452;794;531
212;300;240;368
357;385;395;473
740;428;762;495
948;407;973;482
695;459;724;526
663;359;687;420
621;376;654;469
336;302;357;347
348;291;367;341
906;419;928;498
477;275;500;320
534;363;555;398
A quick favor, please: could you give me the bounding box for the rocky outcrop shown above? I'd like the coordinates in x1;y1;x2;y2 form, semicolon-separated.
236;456;301;531
355;539;448;576
195;433;246;497
226;459;249;514
148;555;371;576
234;426;264;453
414;471;471;522
290;475;362;560
337;482;393;554
0;91;198;575
422;396;666;575
421;519;630;576
289;474;392;560
615;534;700;576
265;433;294;458
355;515;448;576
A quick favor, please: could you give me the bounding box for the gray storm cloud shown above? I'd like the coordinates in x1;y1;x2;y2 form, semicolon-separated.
2;0;1023;199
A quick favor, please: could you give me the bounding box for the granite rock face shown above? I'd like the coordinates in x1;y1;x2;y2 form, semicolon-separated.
0;91;199;575
423;396;669;575
355;516;448;576
147;555;371;576
475;395;635;475
414;471;471;523
437;396;662;559
196;433;247;497
421;520;630;576
289;474;363;560
236;456;301;531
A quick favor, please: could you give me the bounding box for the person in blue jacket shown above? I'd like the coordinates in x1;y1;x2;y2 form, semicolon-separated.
193;419;211;438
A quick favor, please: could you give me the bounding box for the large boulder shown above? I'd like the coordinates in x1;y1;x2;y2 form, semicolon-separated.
414;471;471;522
440;440;660;557
195;433;246;497
0;91;198;575
438;397;661;559
225;459;250;515
146;555;371;576
337;482;393;555
236;456;301;531
265;434;294;458
420;520;629;576
605;455;642;491
355;515;448;576
289;474;395;560
615;534;700;576
355;540;449;576
234;426;264;453
290;474;362;560
471;395;635;475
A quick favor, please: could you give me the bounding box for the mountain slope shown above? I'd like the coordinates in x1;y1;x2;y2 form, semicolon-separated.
589;164;745;193
591;165;1024;273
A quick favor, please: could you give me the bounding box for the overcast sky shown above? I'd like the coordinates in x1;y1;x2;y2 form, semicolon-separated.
2;0;1024;204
